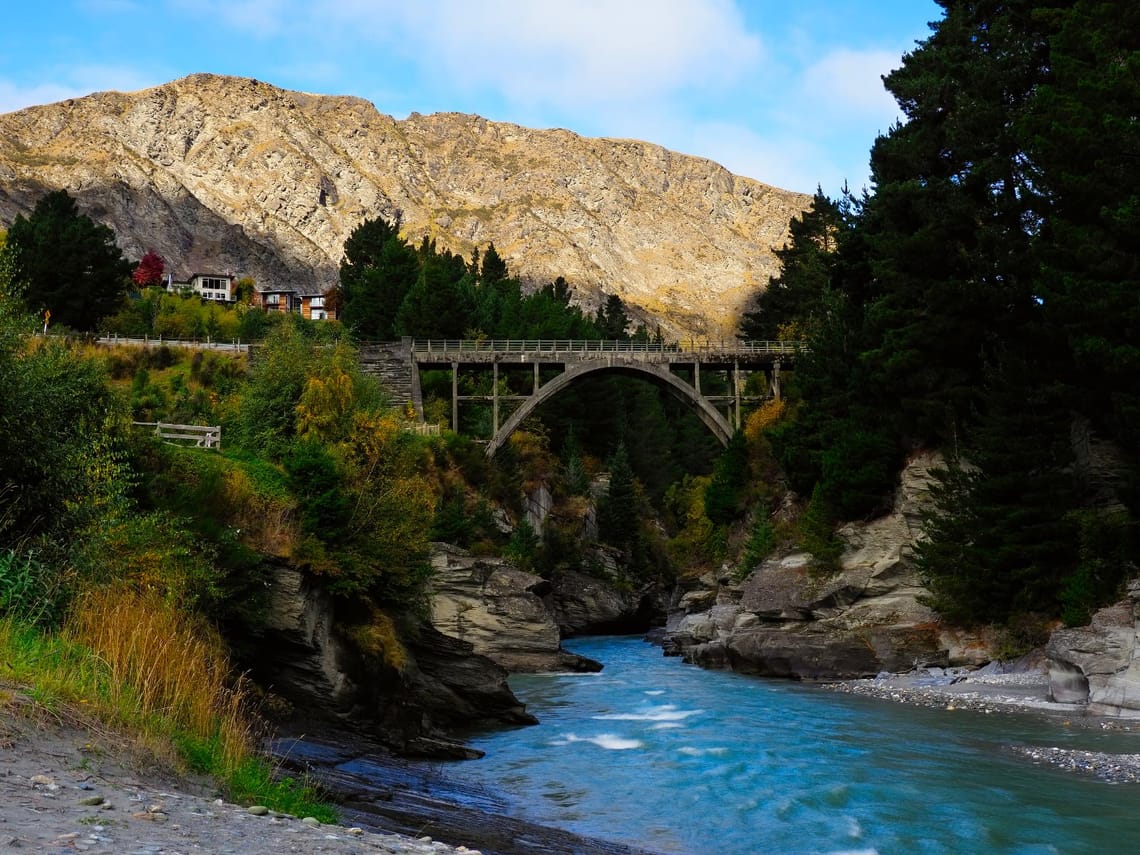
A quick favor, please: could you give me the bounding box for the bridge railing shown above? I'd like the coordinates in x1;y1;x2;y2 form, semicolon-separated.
409;339;800;355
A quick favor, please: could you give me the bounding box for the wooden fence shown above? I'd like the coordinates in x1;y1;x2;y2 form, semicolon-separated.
133;421;222;449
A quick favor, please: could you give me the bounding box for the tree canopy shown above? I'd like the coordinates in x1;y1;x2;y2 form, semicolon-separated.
748;0;1140;624
5;190;133;331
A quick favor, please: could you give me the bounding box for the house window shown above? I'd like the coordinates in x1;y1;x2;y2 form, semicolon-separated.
266;293;279;306
310;296;325;308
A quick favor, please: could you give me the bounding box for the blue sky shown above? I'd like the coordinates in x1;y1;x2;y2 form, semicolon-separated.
1;1;940;195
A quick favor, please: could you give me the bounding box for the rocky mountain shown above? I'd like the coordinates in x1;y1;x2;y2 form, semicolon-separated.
0;73;809;338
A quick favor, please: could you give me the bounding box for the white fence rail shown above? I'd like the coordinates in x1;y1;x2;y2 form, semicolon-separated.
133;421;222;448
98;335;250;352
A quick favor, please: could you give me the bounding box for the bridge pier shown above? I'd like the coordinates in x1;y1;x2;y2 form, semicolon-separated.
493;360;499;433
451;361;459;432
734;361;742;430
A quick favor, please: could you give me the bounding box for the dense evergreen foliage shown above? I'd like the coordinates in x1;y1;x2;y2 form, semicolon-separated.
5;190;133;331
748;0;1140;625
339;217;601;341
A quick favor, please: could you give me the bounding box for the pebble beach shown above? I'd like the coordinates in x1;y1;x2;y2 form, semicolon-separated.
827;664;1140;784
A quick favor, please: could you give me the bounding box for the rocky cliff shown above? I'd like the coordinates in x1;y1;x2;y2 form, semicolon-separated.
663;452;956;678
0;74;810;338
427;544;602;673
1047;579;1140;717
245;563;536;759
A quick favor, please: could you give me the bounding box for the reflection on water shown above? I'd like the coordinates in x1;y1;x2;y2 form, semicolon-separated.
444;636;1140;855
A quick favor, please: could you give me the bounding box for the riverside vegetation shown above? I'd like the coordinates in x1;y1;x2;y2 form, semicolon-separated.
1;0;1139;839
0;205;734;823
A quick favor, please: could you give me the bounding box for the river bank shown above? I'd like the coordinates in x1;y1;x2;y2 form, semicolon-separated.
0;685;660;855
0;690;479;855
824;658;1140;784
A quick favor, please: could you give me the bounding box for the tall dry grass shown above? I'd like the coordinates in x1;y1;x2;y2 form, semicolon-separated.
66;586;252;772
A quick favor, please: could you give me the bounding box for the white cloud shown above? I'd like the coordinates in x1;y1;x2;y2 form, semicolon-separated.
681;121;836;195
800;48;901;120
306;0;762;110
169;0;291;38
0;67;157;114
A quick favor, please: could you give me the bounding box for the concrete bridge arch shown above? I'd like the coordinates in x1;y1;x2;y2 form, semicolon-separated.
485;361;733;458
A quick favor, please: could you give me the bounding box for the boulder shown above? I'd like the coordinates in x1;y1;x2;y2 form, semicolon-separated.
1046;580;1140;716
428;544;600;672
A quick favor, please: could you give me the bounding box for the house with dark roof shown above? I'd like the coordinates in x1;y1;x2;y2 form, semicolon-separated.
251;282;338;321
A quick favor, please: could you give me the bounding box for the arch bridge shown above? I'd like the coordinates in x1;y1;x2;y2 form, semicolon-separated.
358;339;799;457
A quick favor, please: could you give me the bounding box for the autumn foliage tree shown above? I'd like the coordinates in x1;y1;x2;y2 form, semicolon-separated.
133;250;166;288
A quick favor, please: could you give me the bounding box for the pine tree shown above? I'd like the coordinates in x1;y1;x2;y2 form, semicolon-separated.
597;294;630;339
598;443;639;550
339;215;419;339
856;0;1058;446
1026;0;1140;455
6;189;133;330
394;249;476;338
917;358;1080;623
740;188;844;342
479;242;510;286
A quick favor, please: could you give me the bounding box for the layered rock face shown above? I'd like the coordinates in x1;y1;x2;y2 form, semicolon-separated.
663;452;952;678
249;564;535;758
428;544;601;673
0;74;810;338
1046;579;1140;716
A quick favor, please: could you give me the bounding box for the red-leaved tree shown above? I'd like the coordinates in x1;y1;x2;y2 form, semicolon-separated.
133;250;165;288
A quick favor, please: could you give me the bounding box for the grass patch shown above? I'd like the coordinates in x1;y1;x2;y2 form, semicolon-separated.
0;590;336;822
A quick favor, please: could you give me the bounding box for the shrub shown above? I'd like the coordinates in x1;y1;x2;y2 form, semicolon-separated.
0;548;70;626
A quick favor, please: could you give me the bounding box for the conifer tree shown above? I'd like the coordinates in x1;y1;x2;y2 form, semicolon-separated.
339;215;419;339
6;189;132;330
740;187;844;342
598;443;639;550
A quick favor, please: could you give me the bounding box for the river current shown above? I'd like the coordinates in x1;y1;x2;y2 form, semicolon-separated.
444;636;1140;855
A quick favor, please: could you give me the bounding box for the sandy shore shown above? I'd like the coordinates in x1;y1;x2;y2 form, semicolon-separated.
826;661;1140;783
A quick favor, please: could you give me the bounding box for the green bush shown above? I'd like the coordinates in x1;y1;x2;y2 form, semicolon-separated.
0;548;68;626
738;516;777;579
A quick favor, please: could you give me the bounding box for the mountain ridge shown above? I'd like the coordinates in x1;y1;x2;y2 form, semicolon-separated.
0;73;810;338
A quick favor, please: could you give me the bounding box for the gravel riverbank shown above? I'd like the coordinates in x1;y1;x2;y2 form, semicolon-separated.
0;696;479;855
1;691;659;855
826;661;1140;784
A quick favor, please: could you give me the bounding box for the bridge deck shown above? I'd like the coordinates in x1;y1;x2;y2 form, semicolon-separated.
395;339;798;365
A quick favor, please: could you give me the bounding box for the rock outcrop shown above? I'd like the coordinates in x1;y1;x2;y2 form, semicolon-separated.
663;452;953;678
548;564;665;636
1046;579;1140;716
0;73;810;339
247;563;536;758
428;544;601;673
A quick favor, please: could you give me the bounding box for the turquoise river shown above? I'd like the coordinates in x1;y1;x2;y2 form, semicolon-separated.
443;636;1140;855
